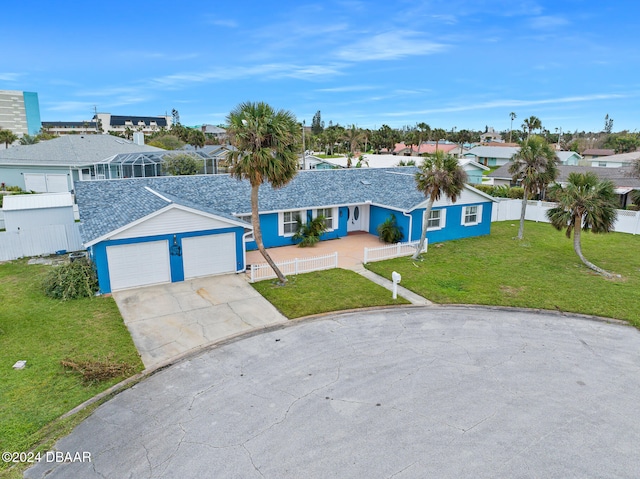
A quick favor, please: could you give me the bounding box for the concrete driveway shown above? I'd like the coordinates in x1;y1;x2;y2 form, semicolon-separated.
113;274;287;368
26;307;640;479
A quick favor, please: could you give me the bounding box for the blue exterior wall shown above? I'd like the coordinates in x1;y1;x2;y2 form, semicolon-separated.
23;92;42;136
90;226;245;294
368;205;410;242
410;202;493;244
246;208;348;250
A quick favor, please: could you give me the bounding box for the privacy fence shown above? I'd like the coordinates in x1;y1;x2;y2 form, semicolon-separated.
0;224;83;262
491;199;640;235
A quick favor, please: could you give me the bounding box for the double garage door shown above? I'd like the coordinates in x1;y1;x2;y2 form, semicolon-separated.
106;233;237;291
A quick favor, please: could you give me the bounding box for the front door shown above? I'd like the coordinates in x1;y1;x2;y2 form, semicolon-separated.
347;205;362;232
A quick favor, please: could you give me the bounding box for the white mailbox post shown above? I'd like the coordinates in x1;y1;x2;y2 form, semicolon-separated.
391;271;402;299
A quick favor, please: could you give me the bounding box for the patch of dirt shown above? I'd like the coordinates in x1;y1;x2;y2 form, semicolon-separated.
499;285;525;296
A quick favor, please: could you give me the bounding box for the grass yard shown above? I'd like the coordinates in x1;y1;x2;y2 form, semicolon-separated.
251;268;409;318
0;259;143;466
366;221;640;326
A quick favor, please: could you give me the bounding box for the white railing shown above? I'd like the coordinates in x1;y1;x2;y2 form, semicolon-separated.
363;240;427;264
248;252;338;282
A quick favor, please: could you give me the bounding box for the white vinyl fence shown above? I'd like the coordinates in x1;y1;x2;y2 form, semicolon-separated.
491;199;640;235
248;252;338;282
0;224;84;261
363;240;427;264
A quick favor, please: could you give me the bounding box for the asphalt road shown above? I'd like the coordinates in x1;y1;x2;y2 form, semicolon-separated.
25;306;640;479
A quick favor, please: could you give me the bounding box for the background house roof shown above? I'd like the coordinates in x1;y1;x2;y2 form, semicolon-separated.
466;146;520;159
0;135;164;167
76;168;492;243
582;148;615;156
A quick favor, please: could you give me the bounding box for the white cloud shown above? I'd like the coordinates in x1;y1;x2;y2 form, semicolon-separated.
529;15;569;29
0;72;23;82
210;19;238;28
384;93;629;116
316;85;376;93
336;31;447;61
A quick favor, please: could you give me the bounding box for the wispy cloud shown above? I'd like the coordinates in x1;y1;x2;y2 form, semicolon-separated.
336;31;447;61
385;93;629;116
209;19;238;28
529;15;569;29
0;72;23;82
45;101;96;112
316;85;376;93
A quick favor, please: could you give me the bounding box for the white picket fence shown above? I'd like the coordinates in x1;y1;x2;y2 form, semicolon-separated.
363;240;427;264
0;224;84;261
248;252;338;282
491;199;640;235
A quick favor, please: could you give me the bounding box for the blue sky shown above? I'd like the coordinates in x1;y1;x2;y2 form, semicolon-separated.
3;0;639;133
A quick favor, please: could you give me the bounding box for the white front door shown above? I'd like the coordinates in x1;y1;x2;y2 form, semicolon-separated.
347;205;362;232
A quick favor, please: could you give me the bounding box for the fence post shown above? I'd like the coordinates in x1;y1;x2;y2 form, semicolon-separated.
333;252;338;267
250;265;255;283
294;258;298;275
363;247;368;264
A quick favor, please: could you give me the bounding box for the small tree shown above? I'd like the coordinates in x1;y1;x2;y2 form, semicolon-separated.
377;216;403;243
0;128;18;148
547;172;618;278
293;216;327;247
162;154;200;176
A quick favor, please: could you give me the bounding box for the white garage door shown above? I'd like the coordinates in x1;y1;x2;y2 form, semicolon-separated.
106;240;171;291
182;233;237;279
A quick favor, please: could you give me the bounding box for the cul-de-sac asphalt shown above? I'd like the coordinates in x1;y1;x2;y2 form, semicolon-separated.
26;306;640;479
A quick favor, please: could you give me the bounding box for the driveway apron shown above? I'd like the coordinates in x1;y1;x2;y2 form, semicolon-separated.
112;273;287;368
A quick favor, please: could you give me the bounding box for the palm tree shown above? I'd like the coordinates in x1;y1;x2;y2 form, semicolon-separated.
431;128;447;152
509;135;559;240
522;116;542;139
0;129;18;148
226;101;300;285
509;112;517;143
547;172;618;278
416;122;431;153
343;125;365;162
412;151;468;259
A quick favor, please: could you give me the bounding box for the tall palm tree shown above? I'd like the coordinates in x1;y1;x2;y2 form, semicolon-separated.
509;135;559;240
432;128;447;152
412;151;468;259
522;115;542;139
509;112;517;143
547;172;618;278
343;125;365;166
226;101;300;285
416;122;431;153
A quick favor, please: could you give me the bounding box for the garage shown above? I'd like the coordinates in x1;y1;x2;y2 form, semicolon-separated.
182;233;237;279
106;240;171;291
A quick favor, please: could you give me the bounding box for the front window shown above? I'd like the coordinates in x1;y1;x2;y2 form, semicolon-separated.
463;206;480;225
315;208;334;230
283;211;303;235
428;209;444;229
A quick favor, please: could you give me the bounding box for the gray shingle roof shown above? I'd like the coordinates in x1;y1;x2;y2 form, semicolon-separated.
0;134;164;167
76;168;433;243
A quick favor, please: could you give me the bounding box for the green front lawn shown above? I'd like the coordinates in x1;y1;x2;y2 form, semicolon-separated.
366;221;640;326
0;260;143;461
251;268;409;318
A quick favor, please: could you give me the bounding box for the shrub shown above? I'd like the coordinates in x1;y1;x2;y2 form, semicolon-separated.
377;215;404;243
293;216;327;247
473;184;494;195
43;258;99;300
508;187;525;199
162;153;201;175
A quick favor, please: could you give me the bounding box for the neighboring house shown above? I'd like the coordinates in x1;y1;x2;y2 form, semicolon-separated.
458;158;490;185
479;127;503;143
2;192;75;232
75;168;495;293
556;151;582;166
41;121;101;136
488;163;640;207
0;90;41;138
393;142;462;157
0;135;165;192
587;151;639;168
465;146;520;167
556;165;640;208
582;148;615;160
199;125;228;141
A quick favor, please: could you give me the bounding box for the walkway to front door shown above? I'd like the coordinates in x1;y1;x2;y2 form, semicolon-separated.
245;232;384;271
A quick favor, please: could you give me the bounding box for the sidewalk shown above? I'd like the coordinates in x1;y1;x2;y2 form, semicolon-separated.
352;265;433;306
